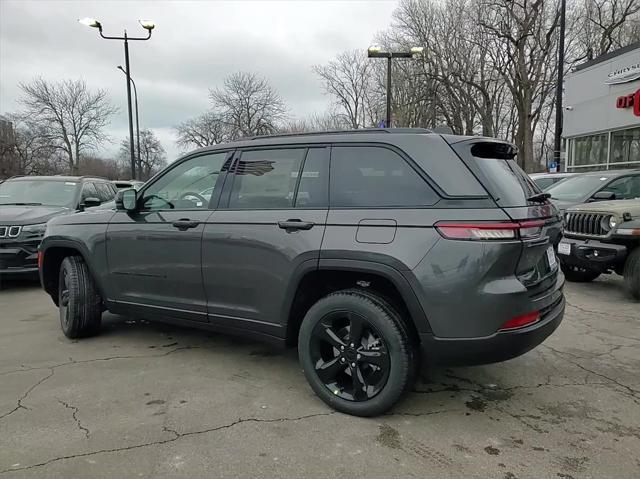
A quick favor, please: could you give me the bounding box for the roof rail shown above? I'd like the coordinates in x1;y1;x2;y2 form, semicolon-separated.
245;127;433;141
6;175;26;180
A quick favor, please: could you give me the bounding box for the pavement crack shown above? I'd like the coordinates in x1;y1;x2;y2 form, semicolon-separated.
543;345;640;401
0;368;54;421
0;346;198;377
0;411;335;474
565;300;638;321
57;399;90;438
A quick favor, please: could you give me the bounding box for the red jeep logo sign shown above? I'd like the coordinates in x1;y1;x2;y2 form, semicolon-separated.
616;89;640;117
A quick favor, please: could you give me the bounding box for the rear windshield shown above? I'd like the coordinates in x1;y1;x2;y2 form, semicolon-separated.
545;175;610;202
473;157;539;207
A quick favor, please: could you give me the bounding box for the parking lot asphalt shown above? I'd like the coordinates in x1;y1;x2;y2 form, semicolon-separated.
0;276;638;479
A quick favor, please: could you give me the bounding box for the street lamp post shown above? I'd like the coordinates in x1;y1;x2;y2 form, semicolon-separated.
79;18;155;180
118;66;140;179
553;0;566;172
367;46;424;128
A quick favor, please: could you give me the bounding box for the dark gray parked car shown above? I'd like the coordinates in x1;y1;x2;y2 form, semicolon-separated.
0;176;117;276
38;129;565;416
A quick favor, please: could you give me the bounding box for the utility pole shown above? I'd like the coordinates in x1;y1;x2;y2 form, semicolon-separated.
553;0;566;172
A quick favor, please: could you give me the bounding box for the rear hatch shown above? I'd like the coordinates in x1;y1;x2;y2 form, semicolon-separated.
449;139;563;293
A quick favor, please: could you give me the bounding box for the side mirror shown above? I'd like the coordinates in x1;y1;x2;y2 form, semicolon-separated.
115;188;138;212
82;197;101;209
591;190;616;202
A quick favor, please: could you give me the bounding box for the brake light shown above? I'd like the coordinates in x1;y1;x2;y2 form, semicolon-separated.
500;311;540;330
435;220;544;241
37;250;44;269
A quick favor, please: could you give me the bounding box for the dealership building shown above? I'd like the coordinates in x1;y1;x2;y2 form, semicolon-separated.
563;42;639;172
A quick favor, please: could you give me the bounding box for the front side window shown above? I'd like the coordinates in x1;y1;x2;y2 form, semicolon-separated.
0;180;78;207
140;152;228;210
94;183;115;202
330;145;438;207
229;148;306;209
80;183;98;202
603;175;640;200
546;175;612;202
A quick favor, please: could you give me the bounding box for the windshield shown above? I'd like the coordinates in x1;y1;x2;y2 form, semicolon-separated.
546;175;610;201
0;180;78;207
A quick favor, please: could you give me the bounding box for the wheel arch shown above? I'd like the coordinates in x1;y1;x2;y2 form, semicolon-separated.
283;258;431;346
40;239;104;305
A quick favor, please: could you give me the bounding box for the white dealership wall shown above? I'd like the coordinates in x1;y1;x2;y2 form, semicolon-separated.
563;42;640;171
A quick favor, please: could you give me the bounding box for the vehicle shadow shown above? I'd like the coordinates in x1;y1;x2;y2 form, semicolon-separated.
96;312;515;415
0;277;41;291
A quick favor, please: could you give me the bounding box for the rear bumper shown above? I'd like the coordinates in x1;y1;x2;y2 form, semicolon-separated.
419;294;565;366
558;237;627;273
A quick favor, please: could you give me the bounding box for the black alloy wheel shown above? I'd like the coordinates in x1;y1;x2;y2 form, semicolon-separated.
310;310;390;401
299;289;414;417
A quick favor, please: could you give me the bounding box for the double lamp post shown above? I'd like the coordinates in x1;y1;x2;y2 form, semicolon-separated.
367;45;424;128
79;18;155;180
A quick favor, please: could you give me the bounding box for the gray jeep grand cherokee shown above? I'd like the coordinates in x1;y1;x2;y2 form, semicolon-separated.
39;129;565;416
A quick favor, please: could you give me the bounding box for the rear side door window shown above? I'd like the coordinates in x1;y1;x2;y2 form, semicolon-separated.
329;145;439;207
295;148;329;208
229;148;306;209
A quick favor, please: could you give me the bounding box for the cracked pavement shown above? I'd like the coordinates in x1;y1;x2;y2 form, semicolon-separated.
0;276;638;478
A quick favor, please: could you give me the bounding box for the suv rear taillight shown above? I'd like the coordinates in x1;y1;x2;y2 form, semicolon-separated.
435;220;544;241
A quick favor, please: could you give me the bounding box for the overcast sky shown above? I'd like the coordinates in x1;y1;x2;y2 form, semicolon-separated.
0;0;398;161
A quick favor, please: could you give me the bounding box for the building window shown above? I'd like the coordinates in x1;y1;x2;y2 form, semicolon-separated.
610;127;640;166
571;133;608;167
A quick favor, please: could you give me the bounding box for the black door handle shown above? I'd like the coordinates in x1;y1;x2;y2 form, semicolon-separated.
172;219;200;230
278;219;315;231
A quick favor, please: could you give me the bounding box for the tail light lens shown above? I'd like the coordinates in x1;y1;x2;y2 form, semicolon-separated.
500;311;540;330
435;220;544;241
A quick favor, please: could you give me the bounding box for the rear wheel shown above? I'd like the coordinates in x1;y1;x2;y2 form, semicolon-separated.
298;289;415;417
59;256;102;338
623;248;640;300
561;263;600;283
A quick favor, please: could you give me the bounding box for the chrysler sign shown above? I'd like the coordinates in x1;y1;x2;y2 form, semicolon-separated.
605;62;640;85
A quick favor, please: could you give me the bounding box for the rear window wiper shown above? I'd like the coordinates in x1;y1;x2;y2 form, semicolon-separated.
0;202;43;205
526;193;551;203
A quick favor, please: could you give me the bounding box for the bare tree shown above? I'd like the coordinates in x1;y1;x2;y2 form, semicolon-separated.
571;0;640;62
17;78;117;174
119;129;167;180
313;50;381;129
174;111;232;150
209;72;287;139
280;111;349;133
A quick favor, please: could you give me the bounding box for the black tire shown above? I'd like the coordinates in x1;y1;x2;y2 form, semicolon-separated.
561;263;600;283
58;255;102;338
298;289;415;417
623;248;640;300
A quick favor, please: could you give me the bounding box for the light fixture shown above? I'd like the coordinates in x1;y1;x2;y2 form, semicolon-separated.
368;45;381;54
78;17;101;28
138;19;156;30
410;46;424;55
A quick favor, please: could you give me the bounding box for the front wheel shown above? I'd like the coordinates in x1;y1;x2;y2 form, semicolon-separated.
623;248;640;300
298;289;415;417
59;255;102;338
561;263;600;283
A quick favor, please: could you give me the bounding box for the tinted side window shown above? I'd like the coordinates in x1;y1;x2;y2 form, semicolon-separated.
140;152;228;210
604;175;640;200
80;183;98;201
229;149;306;209
295;148;329;208
330;146;439;207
